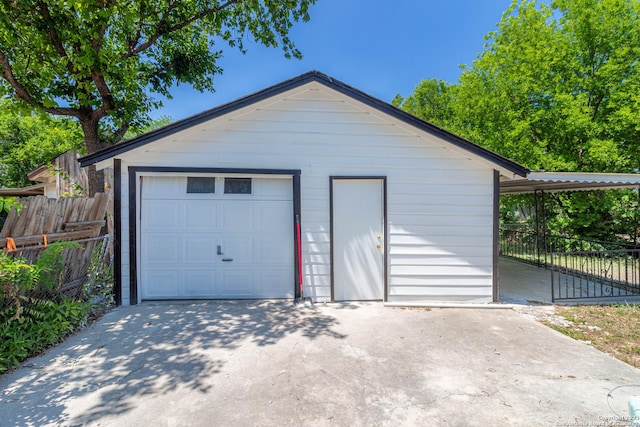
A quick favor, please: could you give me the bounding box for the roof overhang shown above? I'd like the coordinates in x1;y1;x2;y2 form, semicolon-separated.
27;163;55;183
500;172;640;194
0;183;47;197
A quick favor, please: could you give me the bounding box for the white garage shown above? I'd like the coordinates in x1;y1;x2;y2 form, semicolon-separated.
139;174;294;299
80;71;533;306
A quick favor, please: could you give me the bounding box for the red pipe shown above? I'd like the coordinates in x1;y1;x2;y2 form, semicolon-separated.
296;217;303;296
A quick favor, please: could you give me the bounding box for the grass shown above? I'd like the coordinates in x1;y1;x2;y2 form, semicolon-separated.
545;304;640;368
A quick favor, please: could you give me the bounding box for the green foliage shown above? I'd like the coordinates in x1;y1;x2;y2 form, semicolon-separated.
392;78;456;131
0;103;83;188
397;0;640;242
0;250;39;320
50;166;86;197
0;299;89;372
83;240;114;318
0;197;20;215
0;197;21;229
0;241;99;374
0;0;317;162
124;115;173;140
34;241;81;291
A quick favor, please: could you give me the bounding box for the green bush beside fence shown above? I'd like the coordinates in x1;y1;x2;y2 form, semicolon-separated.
0;238;113;374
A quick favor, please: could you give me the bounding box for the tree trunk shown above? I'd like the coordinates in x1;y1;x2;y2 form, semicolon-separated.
86;165;105;196
80;114;108;196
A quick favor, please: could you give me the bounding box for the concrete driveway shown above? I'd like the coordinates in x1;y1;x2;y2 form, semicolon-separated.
1;301;640;426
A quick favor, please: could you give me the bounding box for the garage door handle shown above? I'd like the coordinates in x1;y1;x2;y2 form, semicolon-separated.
222;258;233;262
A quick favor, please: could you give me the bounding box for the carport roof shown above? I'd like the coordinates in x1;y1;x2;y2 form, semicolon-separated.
500;171;640;194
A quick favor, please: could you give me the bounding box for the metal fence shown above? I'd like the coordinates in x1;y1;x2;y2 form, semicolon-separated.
499;227;543;266
551;249;640;301
500;226;638;268
1;234;113;309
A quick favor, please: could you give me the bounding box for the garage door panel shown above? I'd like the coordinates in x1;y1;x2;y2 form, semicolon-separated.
255;202;292;232
183;271;216;296
256;270;294;297
218;270;253;297
143;176;183;198
143;236;181;263
143;270;180;298
141;175;294;300
144;201;182;231
185;201;217;229
184;237;216;263
256;235;293;265
258;179;293;199
219;236;253;264
221;203;253;231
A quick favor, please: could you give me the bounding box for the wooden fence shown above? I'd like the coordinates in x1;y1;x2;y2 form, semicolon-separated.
1;234;113;307
1;194;113;307
1;193;110;250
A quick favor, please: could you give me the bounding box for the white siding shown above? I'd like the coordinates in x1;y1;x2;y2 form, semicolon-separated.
115;82;497;304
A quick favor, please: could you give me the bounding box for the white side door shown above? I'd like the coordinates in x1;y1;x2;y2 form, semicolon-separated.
332;178;385;301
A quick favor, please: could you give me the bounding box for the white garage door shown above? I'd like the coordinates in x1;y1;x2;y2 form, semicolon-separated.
140;175;294;299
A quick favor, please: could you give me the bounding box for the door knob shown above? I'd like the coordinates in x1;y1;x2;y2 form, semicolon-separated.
376;244;382;249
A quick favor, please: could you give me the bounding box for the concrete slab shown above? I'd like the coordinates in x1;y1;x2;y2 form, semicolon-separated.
2;301;640;426
499;257;640;305
499;257;554;304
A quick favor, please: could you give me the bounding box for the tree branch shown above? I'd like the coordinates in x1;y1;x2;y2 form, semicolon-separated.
0;50;79;117
37;1;68;59
112;122;130;141
124;0;241;59
37;0;78;78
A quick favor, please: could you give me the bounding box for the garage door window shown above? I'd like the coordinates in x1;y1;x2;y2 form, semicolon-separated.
187;177;216;193
224;178;252;194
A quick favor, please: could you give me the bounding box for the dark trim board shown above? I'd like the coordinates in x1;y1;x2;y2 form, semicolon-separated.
329;176;388;302
126;166;301;305
128;167;137;304
113;159;122;306
292;173;302;300
493;170;500;303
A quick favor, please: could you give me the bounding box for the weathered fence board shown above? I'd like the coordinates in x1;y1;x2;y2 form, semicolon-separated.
1;193;110;250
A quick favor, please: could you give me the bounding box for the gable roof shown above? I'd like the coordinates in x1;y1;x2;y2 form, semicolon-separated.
79;70;529;177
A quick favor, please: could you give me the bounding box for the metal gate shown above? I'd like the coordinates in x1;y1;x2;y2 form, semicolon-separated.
551;249;640;302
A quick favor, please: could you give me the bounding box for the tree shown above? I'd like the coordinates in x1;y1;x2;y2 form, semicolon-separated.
0;0;316;194
0;102;83;188
395;0;640;242
397;0;640;173
391;79;455;131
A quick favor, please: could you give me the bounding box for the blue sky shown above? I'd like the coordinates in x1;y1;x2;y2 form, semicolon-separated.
152;0;513;120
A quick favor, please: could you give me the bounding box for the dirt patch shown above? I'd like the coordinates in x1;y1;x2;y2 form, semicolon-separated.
512;305;572;328
516;304;640;369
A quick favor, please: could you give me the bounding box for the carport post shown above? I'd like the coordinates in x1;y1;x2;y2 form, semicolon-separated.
534;189;547;268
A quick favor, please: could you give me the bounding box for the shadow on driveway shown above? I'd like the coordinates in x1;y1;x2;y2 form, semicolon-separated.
0;300;345;426
3;301;640;426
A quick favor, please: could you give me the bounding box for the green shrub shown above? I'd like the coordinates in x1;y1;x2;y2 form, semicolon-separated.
84;239;114;319
0;250;39;320
0;299;89;372
34;241;81;292
0;241;96;374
